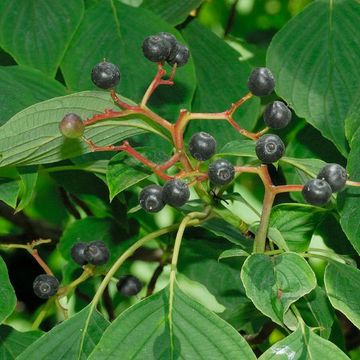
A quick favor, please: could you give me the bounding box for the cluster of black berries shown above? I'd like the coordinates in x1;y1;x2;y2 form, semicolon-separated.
71;241;142;297
302;163;347;206
71;241;110;266
140;132;238;213
247;67;291;165
142;32;190;67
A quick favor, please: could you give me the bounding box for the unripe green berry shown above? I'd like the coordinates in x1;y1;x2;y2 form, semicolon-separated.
59;113;84;139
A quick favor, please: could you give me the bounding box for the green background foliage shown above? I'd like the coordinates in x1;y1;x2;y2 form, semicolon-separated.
0;0;359;359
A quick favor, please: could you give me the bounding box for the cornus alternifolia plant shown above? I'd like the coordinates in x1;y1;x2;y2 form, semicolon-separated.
0;2;360;359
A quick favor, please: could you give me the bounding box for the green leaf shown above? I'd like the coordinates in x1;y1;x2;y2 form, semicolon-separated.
267;0;360;156
142;0;203;25
61;1;195;120
217;139;257;158
324;261;360;329
0;325;42;359
0;177;20;209
280;157;326;180
179;238;262;332
241;253;317;325
345;89;360;143
18;305;109;360
182;20;260;149
0;256;16;324
218;248;250;261
267;227;290;252
269;204;327;252
16;166;38;212
338;128;360;254
0;66;66;124
296;286;334;339
107;151;152;201
259;325;350;360
89;285;256;359
0;0;84;76
0;91;161;167
201;217;253;250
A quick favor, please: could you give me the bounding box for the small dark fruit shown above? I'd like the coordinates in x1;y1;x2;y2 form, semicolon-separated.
139;184;165;213
188;132;216;161
255;134;285;164
116;275;142;297
247;67;275;96
317;163;347;192
167;43;190;67
70;242;88;266
142;34;172;62
208;159;235;186
59;113;84;139
158;32;177;50
33;274;59;299
263;101;292;129
302;179;332;206
91;61;120;89
163;179;190;207
84;241;109;266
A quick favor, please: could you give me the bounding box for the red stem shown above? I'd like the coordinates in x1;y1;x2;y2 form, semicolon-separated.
140;63;175;107
30;249;54;276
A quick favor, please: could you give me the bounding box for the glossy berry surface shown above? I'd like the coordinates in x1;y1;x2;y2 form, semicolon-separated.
188;132;216;161
33;274;59;299
255;134;285;164
247;67;275;96
71;242;88;265
84;241;109;266
167;43;190;67
317;163;347;192
302;179;332;206
139;184;165;213
208;159;235;186
142;35;172;62
116;275;142;297
158;32;177;51
91;61;120;89
163;179;190;207
263;101;292;129
59;113;84;139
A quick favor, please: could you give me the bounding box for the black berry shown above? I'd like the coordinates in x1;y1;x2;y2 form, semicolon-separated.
139;184;165;213
167;43;190;67
33;274;59;299
70;242;88;266
188;132;216;161
59;113;84;139
91;61;120;89
255;134;285;164
84;241;109;266
263;101;292;129
302;179;332;206
317;163;347;192
116;275;142;297
163;179;190;207
142;35;172;62
208;159;235;185
158;32;177;51
247;67;275;96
